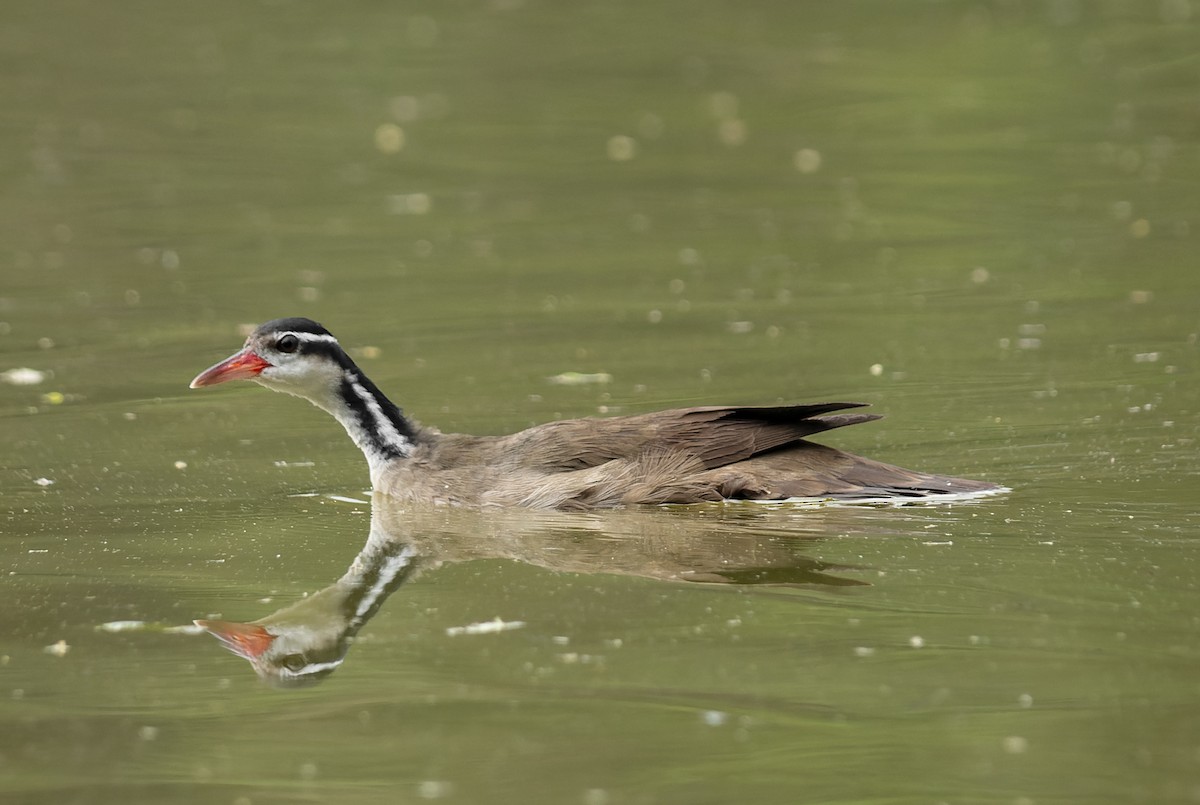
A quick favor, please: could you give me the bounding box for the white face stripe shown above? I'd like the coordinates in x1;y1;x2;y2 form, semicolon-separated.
276;331;340;345
344;370;412;457
277;657;345;679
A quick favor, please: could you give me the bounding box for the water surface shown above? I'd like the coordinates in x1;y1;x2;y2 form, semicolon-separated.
2;2;1198;803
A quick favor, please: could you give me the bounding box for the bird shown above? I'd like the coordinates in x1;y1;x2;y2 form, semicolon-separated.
189;317;1000;509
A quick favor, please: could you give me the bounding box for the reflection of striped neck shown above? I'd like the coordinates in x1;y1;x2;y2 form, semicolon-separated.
334;366;418;470
340;531;420;630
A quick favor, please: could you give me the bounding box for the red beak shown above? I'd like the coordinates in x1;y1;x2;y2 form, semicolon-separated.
189;349;271;388
195;619;276;660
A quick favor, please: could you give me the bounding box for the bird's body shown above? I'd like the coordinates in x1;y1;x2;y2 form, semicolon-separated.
190;317;999;510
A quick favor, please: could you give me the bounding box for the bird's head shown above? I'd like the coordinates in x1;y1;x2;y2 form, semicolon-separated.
189;317;348;401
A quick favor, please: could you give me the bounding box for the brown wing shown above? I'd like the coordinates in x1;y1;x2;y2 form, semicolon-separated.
506;403;880;472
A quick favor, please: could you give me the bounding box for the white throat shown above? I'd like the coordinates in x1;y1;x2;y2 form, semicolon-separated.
256;363;416;486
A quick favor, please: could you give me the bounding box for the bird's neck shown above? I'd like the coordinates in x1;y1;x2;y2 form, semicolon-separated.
308;365;422;483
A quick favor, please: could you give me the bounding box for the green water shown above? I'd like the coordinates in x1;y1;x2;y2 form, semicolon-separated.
2;1;1198;802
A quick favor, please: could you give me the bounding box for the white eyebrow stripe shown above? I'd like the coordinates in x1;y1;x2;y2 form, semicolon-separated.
283;332;340;344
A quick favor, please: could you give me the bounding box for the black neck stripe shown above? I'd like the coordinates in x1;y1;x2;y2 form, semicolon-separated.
337;367;418;458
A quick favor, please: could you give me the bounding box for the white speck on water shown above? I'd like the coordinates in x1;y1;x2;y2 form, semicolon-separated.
583;788;610;805
417;780;454;799
909;635;925;648
606;135;637;161
552;635;570;645
97;620;146;632
869;363;884;377
793;148;822;174
326;495;369;504
546;372;612;386
33;478;55;487
701;710;728;726
854;646;876;657
445;618;526;637
1;367;47;385
139;726;159;741
1018;693;1034;708
374;123;405;154
44;640;70;657
1003;735;1029;754
173;460;187;470
387;193;431;215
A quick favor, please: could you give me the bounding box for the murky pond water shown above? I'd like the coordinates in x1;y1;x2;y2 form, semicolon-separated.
3;2;1199;803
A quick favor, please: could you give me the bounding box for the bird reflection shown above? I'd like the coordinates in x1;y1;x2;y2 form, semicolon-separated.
198;496;867;686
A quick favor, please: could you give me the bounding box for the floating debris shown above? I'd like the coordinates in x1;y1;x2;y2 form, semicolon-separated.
793;148;822;174
606;135;637;162
1;367;47;385
326;494;369;504
374;123;405;154
97;620;147;632
546;372;612;386
44;640;70;657
33;478;55;487
445;617;526;637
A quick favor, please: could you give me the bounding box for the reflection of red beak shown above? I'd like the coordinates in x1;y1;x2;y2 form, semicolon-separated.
194;619;276;660
189;349;271;388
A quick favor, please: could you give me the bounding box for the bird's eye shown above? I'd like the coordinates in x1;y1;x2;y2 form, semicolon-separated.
276;334;299;354
282;654;307;672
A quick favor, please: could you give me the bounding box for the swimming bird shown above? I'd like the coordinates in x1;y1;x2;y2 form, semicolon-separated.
189;317;998;509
